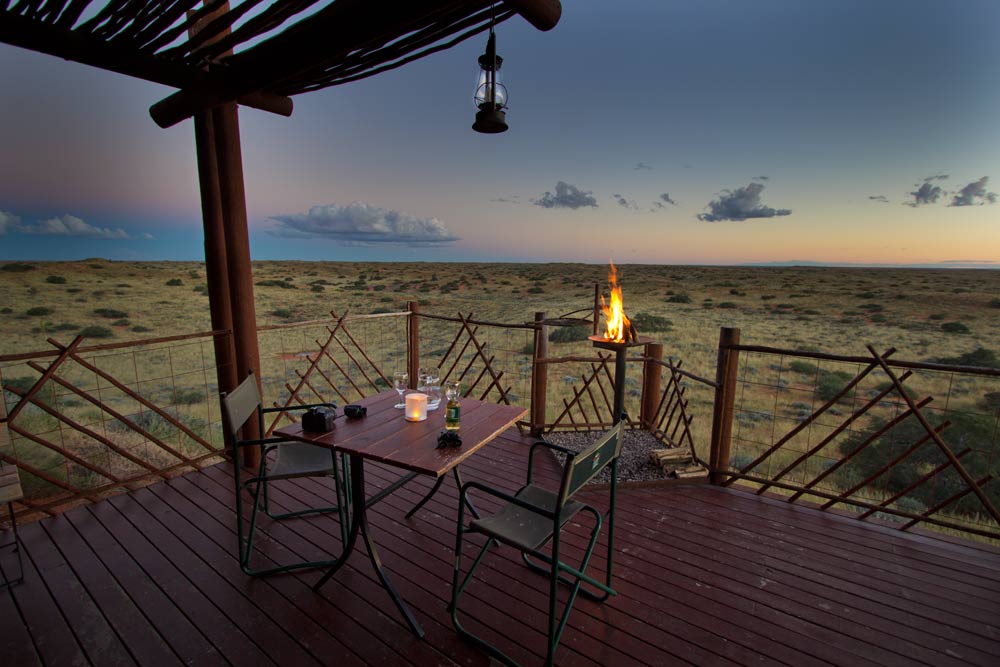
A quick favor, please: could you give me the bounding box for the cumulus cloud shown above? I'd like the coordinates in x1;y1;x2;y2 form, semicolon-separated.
490;196;521;204
651;193;677;211
533;181;598;209
869;195;889;203
0;211;20;235
907;182;943;207
753;175;770;182
612;193;638;210
634;162;653;170
268;203;459;246
697;182;791;222
950;176;997;207
20;214;132;239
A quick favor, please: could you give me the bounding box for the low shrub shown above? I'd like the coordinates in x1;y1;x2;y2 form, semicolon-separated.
1;262;35;272
631;312;672;331
45;275;67;284
549;326;590;343
272;308;293;319
131;325;152;333
526;286;545;294
51;323;80;332
310;284;325;292
990;299;1000;309
171;388;204;405
666;293;691;304
0;307;11;314
94;308;128;319
112;318;130;326
941;322;970;334
79;325;113;338
165;278;183;286
788;360;815;375
717;302;738;309
931;348;999;369
26;306;54;316
256;279;296;289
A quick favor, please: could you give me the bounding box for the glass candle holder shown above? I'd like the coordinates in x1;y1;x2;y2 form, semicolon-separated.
405;393;428;421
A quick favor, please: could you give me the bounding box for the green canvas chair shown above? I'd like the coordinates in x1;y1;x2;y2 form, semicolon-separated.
221;371;350;576
450;422;625;666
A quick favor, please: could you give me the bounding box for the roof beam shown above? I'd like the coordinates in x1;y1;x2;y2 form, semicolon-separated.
0;11;292;122
149;0;562;129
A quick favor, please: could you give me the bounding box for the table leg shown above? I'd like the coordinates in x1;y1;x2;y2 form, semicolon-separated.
405;467;485;520
316;454;425;637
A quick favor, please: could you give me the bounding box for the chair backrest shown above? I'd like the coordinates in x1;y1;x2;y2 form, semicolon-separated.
220;372;262;437
558;422;625;504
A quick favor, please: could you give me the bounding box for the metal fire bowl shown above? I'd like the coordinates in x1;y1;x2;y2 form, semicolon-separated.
588;335;654;351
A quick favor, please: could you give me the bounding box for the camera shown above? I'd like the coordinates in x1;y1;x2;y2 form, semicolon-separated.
344;404;367;419
302;406;336;432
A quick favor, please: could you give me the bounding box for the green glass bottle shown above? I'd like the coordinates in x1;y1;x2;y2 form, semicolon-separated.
445;381;461;431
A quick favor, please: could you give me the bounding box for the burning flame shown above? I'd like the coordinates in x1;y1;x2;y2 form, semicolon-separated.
601;261;631;342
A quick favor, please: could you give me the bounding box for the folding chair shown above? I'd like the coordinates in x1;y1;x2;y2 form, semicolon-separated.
0;462;24;589
221;371;350;576
451;422;625;666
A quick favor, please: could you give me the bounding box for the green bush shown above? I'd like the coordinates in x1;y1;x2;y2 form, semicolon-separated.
79;325;113;338
838;412;999;516
256;279;296;289
0;307;11;314
940;322;970;334
272;308;293;319
131;325;153;333
26;306;54;316
549;326;590;343
51;323;80;332
94;308;128;319
1;262;35;272
165;278;183;286
527;286;545;294
816;370;854;402
931;348;999;369
989;299;1000;309
666;293;691;304
112;318;130;326
631;312;672;331
171;388;203;405
982;392;1000;412
788;360;816;375
45;275;67;284
717;302;738;309
310;284;325;292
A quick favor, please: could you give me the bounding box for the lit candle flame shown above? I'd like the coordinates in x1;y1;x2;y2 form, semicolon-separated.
600;261;631;342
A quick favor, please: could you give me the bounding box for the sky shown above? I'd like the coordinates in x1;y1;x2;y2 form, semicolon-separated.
1;0;999;267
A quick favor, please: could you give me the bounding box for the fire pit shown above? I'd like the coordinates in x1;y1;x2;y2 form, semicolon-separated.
590;262;652;425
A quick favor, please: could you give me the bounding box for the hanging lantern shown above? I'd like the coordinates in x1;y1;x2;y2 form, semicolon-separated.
473;27;508;133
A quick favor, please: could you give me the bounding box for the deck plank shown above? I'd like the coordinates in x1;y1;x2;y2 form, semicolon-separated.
2;426;999;667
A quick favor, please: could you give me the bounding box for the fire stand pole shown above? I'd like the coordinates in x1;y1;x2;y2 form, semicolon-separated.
613;347;627;425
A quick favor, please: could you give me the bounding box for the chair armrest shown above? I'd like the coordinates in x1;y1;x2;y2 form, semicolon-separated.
460;481;557;521
261;402;336;415
232;436;286;449
527;438;575;485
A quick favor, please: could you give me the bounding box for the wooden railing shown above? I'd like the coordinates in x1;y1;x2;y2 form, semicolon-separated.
709;332;1000;541
3;312;998;543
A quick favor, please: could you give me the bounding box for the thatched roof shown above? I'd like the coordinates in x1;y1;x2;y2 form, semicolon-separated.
0;0;560;127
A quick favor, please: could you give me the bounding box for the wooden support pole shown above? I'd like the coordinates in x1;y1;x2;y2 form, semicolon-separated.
407;301;420;390
709;327;741;485
530;312;548;437
640;342;663;431
211;101;262;469
193;110;238;450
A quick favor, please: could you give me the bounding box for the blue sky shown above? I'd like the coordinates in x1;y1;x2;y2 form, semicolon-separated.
1;0;998;266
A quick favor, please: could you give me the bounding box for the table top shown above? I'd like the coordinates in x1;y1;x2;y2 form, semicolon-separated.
274;390;526;478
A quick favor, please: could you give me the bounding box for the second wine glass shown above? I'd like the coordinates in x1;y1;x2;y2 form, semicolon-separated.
393;371;408;408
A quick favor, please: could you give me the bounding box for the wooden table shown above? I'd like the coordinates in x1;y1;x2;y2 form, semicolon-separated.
275;390;526;637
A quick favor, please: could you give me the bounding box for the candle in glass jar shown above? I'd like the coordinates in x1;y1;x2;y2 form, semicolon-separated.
405;392;428;421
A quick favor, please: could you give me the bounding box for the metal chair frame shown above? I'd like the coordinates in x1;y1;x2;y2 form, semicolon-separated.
222;371;351;577
0;463;24;589
450;422;625;666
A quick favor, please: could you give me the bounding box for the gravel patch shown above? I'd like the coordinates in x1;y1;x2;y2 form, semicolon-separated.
545;429;670;485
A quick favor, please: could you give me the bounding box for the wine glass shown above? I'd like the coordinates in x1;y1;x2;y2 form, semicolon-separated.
393;371;408;408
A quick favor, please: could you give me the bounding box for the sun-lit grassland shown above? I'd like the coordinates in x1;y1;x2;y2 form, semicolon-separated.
1;259;999;518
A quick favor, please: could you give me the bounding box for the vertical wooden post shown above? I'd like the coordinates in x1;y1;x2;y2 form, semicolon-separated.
212;101;262;468
193;111;239;450
406;301;420;389
592;283;600;336
709;327;741;485
640;342;663;431
530;312;548;437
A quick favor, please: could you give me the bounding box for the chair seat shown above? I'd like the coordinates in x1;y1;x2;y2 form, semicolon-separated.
470;484;586;552
269;442;335;480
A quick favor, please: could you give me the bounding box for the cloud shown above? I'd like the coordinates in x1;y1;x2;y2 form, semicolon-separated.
19;214;132;239
925;174;949;181
869;195;889;203
0;211;20;235
267;202;459;246
907;182;943;206
142;233;156;240
659;193;676;205
612;193;638;210
490;196;521;204
753;175;770;182
533;181;598;209
950;176;997;206
697;182;791;222
651;193;677;211
634;162;653;170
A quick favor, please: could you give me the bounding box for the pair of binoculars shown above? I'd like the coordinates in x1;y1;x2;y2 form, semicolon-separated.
344;404;367;419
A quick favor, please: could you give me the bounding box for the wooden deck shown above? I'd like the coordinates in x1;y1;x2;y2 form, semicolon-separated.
2;428;1000;666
